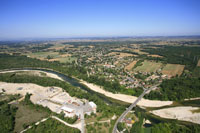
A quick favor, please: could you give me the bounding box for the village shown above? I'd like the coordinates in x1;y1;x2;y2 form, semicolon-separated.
39;43;175;90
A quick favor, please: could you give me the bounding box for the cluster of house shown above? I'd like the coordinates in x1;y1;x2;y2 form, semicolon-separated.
123;118;135;127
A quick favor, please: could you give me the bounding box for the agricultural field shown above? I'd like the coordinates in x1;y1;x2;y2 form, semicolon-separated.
26;51;76;63
48;44;65;50
125;61;137;71
47;43;74;51
131;49;148;55
27;52;60;59
161;64;185;77
117;52;137;57
197;60;200;67
147;54;163;58
49;56;76;63
133;60;162;73
108;52;136;57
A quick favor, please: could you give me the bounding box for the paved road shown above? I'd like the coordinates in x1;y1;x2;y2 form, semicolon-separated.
80;109;85;133
112;84;159;133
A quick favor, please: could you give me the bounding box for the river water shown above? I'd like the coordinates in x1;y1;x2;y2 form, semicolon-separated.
1;68;115;105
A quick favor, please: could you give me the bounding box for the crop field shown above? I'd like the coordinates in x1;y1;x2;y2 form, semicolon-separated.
118;53;137;57
147;54;163;58
197;60;200;67
49;56;77;63
27;52;60;59
161;64;185;77
131;49;148;55
48;44;65;50
134;60;162;72
27;52;76;63
125;61;137;71
48;43;74;50
108;52;136;57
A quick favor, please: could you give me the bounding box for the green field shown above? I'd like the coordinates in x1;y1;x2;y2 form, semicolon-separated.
161;64;185;76
25;118;80;133
14;103;48;133
134;60;162;72
27;51;76;63
27;52;60;59
57;56;77;63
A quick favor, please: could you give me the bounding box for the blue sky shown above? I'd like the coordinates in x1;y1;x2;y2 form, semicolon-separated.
0;0;200;39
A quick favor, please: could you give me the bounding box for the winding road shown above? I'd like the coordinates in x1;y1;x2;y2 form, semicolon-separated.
112;84;159;133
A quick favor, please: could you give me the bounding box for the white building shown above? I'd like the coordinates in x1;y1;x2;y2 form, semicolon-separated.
61;106;78;117
89;101;97;113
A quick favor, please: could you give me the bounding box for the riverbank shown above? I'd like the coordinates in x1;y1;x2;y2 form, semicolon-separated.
80;81;173;107
0;70;64;81
151;106;200;124
0;69;173;108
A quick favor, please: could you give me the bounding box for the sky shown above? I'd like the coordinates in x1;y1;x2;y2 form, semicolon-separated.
0;0;200;40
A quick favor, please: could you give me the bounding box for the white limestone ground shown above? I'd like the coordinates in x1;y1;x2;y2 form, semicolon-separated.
151;106;200;124
0;82;84;117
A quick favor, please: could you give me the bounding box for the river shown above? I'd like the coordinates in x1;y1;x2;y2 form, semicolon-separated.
0;68;119;105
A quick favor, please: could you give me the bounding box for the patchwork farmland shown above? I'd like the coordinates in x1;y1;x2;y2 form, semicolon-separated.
197;60;200;67
133;60;162;73
162;64;185;77
26;52;76;63
125;60;137;71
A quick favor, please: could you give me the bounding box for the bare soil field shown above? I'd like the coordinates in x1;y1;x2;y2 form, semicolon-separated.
108;52;136;57
49;58;59;62
131;49;148;55
162;64;185;77
197;60;200;67
125;61;137;71
134;60;163;72
60;53;71;57
147;54;163;58
49;57;76;63
118;52;136;57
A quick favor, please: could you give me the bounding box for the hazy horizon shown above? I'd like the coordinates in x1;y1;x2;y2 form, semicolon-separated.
1;0;200;40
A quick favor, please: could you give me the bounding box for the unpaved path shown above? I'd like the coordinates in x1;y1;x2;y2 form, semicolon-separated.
51;116;82;130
